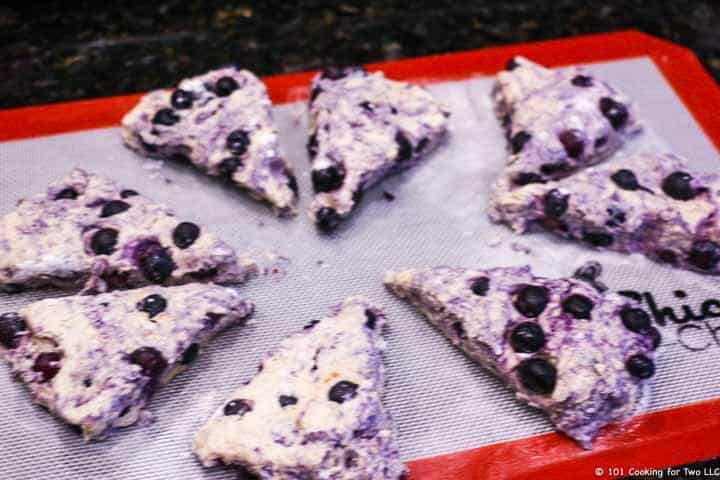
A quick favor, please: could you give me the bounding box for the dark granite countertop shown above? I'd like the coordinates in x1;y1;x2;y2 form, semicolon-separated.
1;1;719;478
1;1;719;109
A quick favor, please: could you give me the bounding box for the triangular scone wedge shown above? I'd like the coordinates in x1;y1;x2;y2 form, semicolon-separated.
193;297;406;479
0;168;255;294
122;67;298;215
385;266;659;449
307;67;450;231
494;56;642;187
0;284;253;440
490;152;720;274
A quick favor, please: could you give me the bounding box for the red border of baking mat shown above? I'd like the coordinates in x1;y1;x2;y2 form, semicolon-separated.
2;30;720;479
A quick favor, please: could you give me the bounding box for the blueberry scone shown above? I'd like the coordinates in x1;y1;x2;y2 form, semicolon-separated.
494;56;642;187
385;265;659;448
490;152;720;274
0;168;255;293
307;67;450;231
193;297;406;479
0;283;253;440
121;67;298;215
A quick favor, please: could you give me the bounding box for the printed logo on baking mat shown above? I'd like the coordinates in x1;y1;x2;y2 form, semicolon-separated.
619;288;720;353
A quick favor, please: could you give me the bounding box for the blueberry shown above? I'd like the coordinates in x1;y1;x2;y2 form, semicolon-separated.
625;354;655;379
561;294;594;319
33;352;62;382
226;130;250;156
688;240;720;271
452;321;466;338
470;277;490;296
137;294;167;319
516;358;556;395
573;261;602;283
510;322;546;353
571;75;593;87
364;309;377;329
582;230;614;247
620;307;651;333
359;101;374;112
307;132;319;159
395;132;413;162
558;129;584;158
170;89;193;109
647;327;662;350
540;161;569;176
90;228;119;255
55;187;78;200
181;343;199;364
237;466;260;480
416;137;430;153
136;242;176;283
286;173;299;195
543;189;569;218
312;165;345;193
605;206;626;227
303;319;320;330
0;312;27;349
172;222;200;249
120;189;139;199
505;57;520;71
328;380;358;403
599;97;629;130
316;207;341;232
656;249;677;264
345;450;359;469
1;284;24;294
352;185;365;204
610;169;643;191
512;172;544;186
309;86;322;103
100;200;131;218
152;108;180;126
513;285;550;318
215;76;239;96
129;346;167;377
510;131;531;154
218;157;242;177
661;171;698;200
223;398;253;416
594;136;608;148
278;395;298;407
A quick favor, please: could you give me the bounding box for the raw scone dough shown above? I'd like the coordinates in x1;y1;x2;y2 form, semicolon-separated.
0;168;254;293
193;296;406;479
494;56;642;187
0;283;253;440
490;152;720;275
307;67;450;231
385;265;659;449
121;67;298;215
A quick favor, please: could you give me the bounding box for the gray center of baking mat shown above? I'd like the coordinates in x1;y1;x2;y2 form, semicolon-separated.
1;57;719;479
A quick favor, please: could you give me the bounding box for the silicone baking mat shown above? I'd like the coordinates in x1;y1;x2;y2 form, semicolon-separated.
2;31;720;480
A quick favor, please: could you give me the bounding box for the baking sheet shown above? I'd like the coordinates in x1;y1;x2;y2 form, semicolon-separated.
1;57;719;479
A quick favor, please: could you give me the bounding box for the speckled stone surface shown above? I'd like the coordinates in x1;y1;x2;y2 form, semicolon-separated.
1;2;719;109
